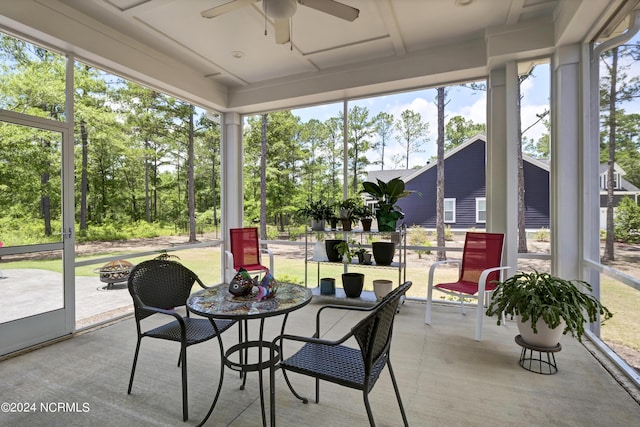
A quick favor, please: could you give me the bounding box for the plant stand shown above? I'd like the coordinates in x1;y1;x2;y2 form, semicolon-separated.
515;334;561;375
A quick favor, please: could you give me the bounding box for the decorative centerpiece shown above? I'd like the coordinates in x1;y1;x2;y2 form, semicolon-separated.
229;268;278;301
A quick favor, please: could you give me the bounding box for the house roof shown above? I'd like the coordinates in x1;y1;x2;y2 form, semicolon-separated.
368;135;550;185
598;163;640;191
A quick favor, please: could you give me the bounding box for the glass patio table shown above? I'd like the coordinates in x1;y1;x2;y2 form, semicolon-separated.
187;283;312;427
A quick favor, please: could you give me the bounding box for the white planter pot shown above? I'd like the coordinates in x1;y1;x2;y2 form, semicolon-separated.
312;241;328;262
516;315;565;347
373;279;394;300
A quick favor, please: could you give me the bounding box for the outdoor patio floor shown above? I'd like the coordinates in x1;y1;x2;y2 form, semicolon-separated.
2;293;640;426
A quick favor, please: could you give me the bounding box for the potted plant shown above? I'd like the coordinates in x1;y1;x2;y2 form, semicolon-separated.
354;204;374;231
485;270;613;347
298;200;332;231
353;243;371;264
338;198;362;231
361;177;415;232
335;240;354;263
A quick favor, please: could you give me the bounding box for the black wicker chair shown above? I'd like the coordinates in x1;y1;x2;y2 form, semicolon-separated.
127;259;235;421
270;281;412;426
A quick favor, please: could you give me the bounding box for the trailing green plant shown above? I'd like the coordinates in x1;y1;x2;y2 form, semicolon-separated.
485;270;613;342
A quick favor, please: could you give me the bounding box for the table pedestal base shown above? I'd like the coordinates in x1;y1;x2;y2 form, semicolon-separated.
515;334;561;375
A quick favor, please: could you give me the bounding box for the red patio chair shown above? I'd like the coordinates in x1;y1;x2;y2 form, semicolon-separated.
425;232;509;341
226;227;274;278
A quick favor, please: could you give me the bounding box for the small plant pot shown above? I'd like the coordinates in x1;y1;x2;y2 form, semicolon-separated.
361;218;373;232
320;277;335;295
373;279;394;300
329;218;338;230
311;219;326;231
342;273;364;298
325;239;344;263
341;218;352;231
357;252;372;264
372;241;396;266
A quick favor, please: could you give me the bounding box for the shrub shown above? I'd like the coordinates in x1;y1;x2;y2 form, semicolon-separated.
534;227;550;242
408;225;432;257
614;197;640;243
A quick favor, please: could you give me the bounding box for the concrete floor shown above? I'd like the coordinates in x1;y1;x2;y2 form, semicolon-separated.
0;268;133;327
1;296;639;426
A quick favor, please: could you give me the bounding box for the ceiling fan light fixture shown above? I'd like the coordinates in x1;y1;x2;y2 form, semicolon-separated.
263;0;297;19
455;0;473;6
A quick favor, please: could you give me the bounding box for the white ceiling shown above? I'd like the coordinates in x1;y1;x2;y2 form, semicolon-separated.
0;0;631;113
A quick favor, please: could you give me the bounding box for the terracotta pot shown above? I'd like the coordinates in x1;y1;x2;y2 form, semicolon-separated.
361;218;373;232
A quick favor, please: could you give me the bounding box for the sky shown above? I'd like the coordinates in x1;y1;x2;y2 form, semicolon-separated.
291;64;551;170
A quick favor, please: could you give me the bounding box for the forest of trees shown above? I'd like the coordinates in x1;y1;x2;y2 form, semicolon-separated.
1;31;640;255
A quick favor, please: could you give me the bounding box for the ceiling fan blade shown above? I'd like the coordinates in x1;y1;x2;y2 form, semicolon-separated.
201;0;256;18
274;18;291;44
298;0;359;21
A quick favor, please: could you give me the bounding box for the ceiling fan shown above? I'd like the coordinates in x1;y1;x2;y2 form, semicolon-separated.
200;0;360;44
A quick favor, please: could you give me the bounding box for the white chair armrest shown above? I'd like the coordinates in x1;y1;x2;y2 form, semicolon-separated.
428;259;461;286
475;265;510;341
261;247;274;274
224;250;235;283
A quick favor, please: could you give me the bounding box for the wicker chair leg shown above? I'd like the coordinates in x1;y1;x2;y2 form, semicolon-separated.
280;370;309;403
387;360;409;427
127;337;142;394
363;391;376;427
181;345;188;421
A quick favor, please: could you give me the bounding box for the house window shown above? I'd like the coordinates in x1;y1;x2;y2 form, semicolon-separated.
600;172;621;189
476;198;486;223
444;198;456;223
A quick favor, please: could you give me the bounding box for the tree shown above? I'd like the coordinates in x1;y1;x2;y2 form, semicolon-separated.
394;109;429;169
260;114;267;240
444;115;485;150
516;74;527;253
600;44;640;261
372;112;394;170
436;88;447;260
244;111;303;230
340;105;374;195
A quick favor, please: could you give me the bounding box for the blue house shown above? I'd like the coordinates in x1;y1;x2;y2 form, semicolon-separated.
366;135;551;231
367;135;640;231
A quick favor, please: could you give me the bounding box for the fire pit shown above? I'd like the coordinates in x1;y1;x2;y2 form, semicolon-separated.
95;259;134;289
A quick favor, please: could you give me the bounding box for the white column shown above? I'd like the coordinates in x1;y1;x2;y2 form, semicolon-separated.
486;63;518;274
221;112;243;282
550;45;582;279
